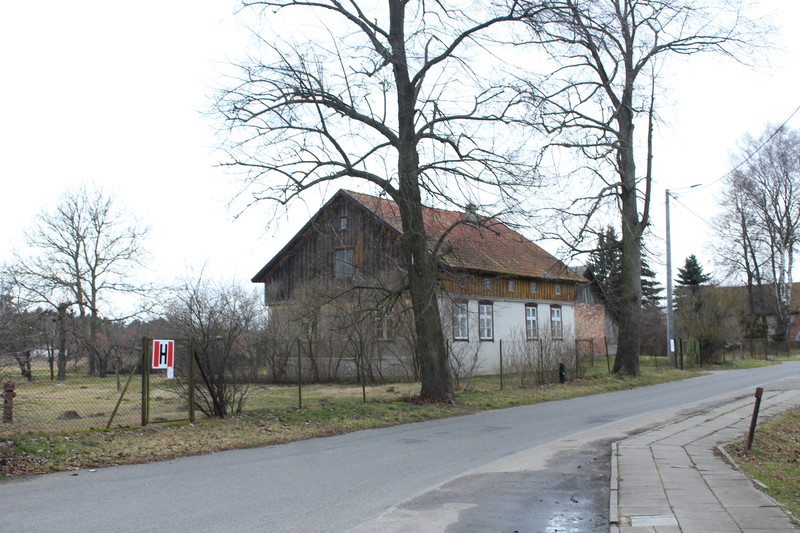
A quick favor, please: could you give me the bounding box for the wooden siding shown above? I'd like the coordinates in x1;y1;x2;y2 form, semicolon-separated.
441;273;576;302
264;196;402;303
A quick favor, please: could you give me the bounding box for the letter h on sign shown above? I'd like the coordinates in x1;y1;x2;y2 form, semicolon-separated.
151;339;175;369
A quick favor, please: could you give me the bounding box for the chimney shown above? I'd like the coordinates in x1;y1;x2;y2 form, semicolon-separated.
465;203;478;223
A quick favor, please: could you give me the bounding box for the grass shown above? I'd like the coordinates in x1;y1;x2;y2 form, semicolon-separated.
1;354;795;480
726;406;800;520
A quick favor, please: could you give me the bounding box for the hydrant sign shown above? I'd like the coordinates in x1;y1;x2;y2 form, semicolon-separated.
152;339;175;370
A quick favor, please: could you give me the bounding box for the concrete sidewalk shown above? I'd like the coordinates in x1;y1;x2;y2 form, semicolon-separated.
610;383;800;533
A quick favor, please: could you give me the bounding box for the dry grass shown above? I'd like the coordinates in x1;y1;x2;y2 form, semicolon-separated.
726;406;800;519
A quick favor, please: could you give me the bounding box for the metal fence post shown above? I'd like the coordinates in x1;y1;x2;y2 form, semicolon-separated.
499;339;503;391
189;342;196;423
698;339;704;368
297;339;303;409
141;337;149;426
360;345;366;404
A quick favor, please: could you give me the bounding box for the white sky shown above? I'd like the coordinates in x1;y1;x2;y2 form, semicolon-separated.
1;1;799;302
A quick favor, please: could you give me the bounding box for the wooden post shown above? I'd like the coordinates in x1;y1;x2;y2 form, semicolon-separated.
3;382;16;423
746;387;764;451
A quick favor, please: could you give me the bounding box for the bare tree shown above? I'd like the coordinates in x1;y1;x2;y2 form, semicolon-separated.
515;0;760;375
713;169;769;314
165;277;265;417
717;125;800;345
216;1;538;401
6;185;149;377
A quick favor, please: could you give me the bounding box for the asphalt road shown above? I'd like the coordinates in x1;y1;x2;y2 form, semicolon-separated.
2;362;798;533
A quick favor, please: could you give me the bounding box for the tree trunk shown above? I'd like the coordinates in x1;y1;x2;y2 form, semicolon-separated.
612;109;642;376
57;303;68;381
396;191;454;401
389;0;454;401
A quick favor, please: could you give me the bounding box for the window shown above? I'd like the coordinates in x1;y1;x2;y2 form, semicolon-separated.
374;313;392;341
530;281;538;293
508;280;516;292
453;301;469;341
479;301;493;341
525;304;538;340
458;275;467;288
555;284;562;295
339;216;349;230
483;279;493;291
335;249;354;278
550;305;563;339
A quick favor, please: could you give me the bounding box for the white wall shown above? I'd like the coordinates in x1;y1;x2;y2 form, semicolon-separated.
443;297;575;374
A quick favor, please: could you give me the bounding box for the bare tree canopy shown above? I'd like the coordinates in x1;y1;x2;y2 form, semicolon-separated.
716;125;800;344
514;0;762;375
216;1;539;400
5;185;149;376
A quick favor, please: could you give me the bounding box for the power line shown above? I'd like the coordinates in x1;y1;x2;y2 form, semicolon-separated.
669;195;714;229
694;102;800;192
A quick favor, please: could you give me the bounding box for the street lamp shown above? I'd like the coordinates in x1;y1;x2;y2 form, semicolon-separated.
665;184;701;366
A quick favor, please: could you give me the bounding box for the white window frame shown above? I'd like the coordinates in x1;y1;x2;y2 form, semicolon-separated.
479;301;493;341
374;312;392;341
453;301;469;341
550;305;563;339
525;304;538;340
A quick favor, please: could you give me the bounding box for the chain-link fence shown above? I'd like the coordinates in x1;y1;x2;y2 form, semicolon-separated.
668;337;784;369
2;336;604;436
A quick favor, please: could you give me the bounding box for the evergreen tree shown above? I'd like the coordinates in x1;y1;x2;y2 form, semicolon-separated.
585;227;664;320
676;254;712;292
640;262;664;306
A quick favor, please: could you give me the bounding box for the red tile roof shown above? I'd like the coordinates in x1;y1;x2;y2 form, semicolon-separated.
343;190;583;282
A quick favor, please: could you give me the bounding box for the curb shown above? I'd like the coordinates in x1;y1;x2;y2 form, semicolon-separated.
609;441;620;533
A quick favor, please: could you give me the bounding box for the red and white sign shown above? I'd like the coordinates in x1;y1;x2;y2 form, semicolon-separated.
151;339;175;369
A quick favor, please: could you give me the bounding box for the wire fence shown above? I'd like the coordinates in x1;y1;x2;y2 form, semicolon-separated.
1;337;608;436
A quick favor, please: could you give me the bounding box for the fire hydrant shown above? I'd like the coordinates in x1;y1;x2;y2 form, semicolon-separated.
3;382;16;423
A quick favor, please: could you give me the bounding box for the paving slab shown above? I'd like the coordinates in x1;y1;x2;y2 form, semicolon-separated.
611;387;800;532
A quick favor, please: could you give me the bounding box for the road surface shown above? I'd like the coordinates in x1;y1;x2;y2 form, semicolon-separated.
2;362;797;532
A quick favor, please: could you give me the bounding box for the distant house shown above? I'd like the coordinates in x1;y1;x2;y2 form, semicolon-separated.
252;189;585;379
717;282;800;347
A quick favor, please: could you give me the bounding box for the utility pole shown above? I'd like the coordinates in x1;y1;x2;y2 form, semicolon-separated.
665;184;701;367
666;189;675;366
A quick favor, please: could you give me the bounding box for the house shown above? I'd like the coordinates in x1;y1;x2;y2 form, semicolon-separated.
715;282;800;348
252;189;585;379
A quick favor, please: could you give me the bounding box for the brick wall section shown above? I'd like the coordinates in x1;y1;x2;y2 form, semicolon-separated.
575;303;607;355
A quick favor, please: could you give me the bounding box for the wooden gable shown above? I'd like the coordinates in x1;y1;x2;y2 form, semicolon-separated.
253;192;403;303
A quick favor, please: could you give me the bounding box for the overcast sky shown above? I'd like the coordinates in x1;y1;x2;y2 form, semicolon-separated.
2;1;799;301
